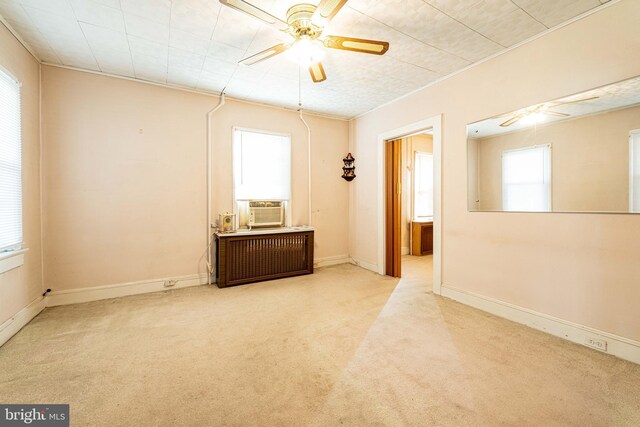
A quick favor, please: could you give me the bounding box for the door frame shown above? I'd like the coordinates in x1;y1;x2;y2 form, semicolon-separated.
377;115;442;295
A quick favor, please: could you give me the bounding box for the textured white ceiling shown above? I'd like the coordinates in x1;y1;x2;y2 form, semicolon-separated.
468;75;640;138
0;0;612;118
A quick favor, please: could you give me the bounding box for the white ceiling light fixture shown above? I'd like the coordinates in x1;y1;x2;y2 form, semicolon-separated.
287;38;325;68
219;0;390;83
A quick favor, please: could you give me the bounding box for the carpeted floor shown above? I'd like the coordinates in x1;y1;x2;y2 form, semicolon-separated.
1;256;639;426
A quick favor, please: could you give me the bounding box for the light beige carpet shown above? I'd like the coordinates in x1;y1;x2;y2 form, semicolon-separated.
1;257;639;426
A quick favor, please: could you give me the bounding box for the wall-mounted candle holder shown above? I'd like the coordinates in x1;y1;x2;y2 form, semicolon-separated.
342;153;356;182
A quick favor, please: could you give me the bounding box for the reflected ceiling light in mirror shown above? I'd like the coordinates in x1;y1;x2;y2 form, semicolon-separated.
468;75;640;141
520;111;546;126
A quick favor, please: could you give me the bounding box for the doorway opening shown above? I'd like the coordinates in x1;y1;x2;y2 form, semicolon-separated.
378;116;442;294
385;132;434;280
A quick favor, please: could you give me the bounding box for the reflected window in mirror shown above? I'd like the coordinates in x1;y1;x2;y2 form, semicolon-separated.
502;145;551;212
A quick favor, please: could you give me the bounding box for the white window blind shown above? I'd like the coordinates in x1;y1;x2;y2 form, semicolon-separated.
502;145;551;212
0;69;22;252
233;129;291;201
630;130;640;212
414;152;434;219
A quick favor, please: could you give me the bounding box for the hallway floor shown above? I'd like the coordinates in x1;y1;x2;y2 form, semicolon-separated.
1;260;639;426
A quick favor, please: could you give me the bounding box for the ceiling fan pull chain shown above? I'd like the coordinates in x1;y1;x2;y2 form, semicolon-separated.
298;62;303;111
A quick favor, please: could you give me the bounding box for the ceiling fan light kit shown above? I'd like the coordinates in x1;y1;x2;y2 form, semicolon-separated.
288;39;326;67
220;0;390;83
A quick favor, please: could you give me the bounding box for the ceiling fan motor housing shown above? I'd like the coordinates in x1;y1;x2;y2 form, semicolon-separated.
287;4;322;39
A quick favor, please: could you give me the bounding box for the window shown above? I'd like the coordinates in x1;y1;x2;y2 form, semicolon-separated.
630;130;640;212
0;69;22;253
233;128;291;224
502;145;551;212
413;152;433;219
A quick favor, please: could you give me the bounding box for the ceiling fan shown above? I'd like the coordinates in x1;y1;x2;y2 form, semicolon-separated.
499;96;600;127
219;0;390;83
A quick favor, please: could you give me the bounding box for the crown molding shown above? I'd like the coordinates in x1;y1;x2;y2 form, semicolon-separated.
0;15;40;63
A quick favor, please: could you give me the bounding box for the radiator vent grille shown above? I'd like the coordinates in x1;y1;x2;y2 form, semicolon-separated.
216;231;314;288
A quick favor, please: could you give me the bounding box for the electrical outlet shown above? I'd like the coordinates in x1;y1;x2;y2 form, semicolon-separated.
164;280;177;288
585;337;608;352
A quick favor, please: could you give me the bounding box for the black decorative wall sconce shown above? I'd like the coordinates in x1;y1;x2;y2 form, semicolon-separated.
342;153;356;182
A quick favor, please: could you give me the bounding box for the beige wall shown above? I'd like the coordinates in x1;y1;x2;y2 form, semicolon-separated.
42;66;349;291
0;23;42;325
350;0;640;342
474;104;640;212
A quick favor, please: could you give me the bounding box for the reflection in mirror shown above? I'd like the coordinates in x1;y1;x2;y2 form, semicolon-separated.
468;75;640;213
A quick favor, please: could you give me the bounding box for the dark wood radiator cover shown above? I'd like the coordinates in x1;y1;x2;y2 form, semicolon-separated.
215;230;314;288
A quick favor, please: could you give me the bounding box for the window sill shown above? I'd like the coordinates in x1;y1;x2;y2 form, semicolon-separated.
0;248;28;274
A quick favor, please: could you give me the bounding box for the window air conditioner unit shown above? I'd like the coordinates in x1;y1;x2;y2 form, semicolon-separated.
248;201;284;228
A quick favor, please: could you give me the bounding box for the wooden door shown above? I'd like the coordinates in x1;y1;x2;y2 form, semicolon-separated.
385;139;402;277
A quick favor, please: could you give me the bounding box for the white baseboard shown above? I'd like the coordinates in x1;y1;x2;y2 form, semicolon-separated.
314;255;352;268
441;286;640;365
46;273;210;307
350;257;378;273
0;296;46;347
401;246;410;256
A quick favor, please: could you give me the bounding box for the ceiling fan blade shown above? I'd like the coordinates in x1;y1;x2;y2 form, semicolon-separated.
543;111;571;117
324;36;389;55
500;115;523;127
239;43;290;66
219;0;289;31
309;62;327;83
312;0;348;26
547;96;599;108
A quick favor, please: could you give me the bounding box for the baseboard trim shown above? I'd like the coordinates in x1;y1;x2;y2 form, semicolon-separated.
350;257;378;273
401;246;410;256
46;273;210;307
0;296;47;347
441;286;640;365
314;255;351;268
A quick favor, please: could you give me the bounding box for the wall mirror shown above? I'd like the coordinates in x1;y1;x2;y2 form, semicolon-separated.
467;75;640;213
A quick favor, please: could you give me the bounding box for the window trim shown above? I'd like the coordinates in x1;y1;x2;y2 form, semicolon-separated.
0;66;24;257
501;144;552;212
0;248;27;274
231;126;293;227
0;64;22;88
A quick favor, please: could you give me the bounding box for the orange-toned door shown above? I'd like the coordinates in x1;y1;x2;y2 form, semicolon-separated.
385;139;402;277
